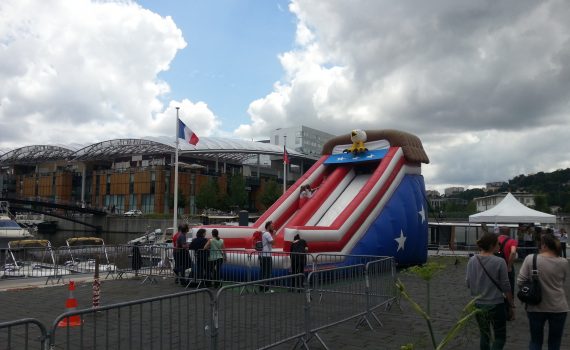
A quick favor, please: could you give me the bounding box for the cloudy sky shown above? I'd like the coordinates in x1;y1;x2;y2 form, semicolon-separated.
1;0;569;192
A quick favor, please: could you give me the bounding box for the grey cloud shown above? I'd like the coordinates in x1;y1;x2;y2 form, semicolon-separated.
236;0;570;187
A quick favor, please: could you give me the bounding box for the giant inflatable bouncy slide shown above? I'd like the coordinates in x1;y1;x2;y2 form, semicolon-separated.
198;129;430;266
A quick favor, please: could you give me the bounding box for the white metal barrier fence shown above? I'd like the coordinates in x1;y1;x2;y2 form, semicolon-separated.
0;254;396;350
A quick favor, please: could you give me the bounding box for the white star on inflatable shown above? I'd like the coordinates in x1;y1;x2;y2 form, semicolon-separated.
418;205;426;223
367;154;375;158
353;156;360;160
395;230;407;251
337;156;345;161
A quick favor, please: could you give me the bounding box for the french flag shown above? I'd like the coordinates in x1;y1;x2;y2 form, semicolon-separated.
178;118;199;145
283;145;290;164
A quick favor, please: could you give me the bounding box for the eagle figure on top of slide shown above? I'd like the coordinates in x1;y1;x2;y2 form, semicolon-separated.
343;129;368;154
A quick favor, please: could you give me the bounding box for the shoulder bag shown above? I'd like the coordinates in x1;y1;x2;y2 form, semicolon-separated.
517;254;542;305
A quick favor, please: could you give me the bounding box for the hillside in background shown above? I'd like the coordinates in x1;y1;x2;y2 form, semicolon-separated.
431;168;570;218
502;168;570;212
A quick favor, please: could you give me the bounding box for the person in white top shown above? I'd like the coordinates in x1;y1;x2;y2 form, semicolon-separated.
259;221;275;293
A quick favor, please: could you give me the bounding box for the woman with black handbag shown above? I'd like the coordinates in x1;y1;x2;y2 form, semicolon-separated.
517;234;568;350
466;233;514;350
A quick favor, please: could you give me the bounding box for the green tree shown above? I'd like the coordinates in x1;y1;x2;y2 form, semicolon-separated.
196;178;219;210
465;201;477;214
168;188;187;209
534;194;550;213
217;191;230;211
228;175;248;209
261;179;281;208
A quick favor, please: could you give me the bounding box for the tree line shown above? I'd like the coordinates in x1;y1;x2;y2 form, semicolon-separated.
435;168;570;216
173;175;283;213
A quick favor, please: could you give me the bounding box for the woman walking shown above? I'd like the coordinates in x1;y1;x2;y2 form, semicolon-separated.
517;234;568;350
466;233;514;350
205;229;226;288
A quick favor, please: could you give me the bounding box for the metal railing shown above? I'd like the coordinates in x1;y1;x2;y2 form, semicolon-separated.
49;288;214;350
214;274;307;350
1;253;396;349
0;318;48;350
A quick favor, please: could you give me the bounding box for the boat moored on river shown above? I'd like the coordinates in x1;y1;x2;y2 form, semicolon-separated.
1;239;73;278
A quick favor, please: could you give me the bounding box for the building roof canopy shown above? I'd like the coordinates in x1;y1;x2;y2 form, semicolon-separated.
1;136;307;165
0;145;79;165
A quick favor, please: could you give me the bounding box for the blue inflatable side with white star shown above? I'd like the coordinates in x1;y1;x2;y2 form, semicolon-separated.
349;174;428;266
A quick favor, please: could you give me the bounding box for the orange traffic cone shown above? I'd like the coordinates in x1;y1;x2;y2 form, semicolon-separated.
58;280;82;327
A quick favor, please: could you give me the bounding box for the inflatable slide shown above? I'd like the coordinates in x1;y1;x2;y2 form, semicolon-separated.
195;129;430;266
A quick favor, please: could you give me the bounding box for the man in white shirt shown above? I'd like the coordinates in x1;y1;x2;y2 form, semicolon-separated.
259;221;275;293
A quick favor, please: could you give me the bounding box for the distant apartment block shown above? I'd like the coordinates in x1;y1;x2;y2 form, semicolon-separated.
474;192;536;212
485;181;506;192
430;197;468;210
244;125;335;179
426;190;440;198
271;126;336;156
444;187;464;197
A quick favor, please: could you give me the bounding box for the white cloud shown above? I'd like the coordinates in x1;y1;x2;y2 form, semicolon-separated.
235;0;570;188
149;99;221;137
0;0;221;147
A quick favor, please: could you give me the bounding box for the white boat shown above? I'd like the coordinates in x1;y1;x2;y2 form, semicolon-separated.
0;201;35;249
128;228;164;245
14;212;46;226
1;239;73;278
63;237;117;273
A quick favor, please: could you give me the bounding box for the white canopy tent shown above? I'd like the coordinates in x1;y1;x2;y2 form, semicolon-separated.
469;193;556;224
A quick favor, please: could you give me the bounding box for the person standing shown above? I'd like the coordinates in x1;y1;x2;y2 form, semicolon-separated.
466;233;514;350
522;224;535;259
172;224;182;284
517;234;568;350
290;234;308;291
497;227;518;295
559;228;567;259
174;224;191;286
189;228;209;286
259;221;275;293
205;229;226;288
131;242;142;278
533;227;543;254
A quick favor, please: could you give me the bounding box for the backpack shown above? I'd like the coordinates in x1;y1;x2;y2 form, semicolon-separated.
494;236;511;260
252;231;263;251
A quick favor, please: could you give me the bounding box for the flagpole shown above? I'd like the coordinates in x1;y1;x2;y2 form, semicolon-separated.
173;107;180;231
283;135;287;194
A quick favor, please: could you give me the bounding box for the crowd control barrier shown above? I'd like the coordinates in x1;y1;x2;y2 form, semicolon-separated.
49;288;214;350
1;253;396;349
0;318;48;350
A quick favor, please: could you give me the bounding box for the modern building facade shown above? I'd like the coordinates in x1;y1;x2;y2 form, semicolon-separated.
0;136;317;215
271;125;336;156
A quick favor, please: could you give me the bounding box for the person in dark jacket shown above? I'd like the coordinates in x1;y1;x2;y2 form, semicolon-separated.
174;224;190;285
290;234;308;291
131;242;142;277
189;228;209;286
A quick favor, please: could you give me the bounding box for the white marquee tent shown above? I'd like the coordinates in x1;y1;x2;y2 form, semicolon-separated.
469;193;556;224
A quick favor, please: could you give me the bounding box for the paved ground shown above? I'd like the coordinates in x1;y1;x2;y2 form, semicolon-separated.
1;256;569;349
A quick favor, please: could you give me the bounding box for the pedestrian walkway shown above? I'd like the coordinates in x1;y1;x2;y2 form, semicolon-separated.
1;256;569;349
